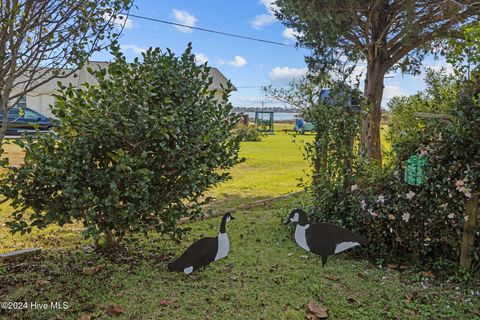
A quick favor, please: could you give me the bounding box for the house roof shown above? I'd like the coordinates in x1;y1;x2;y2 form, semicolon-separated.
15;62;235;95
209;67;237;91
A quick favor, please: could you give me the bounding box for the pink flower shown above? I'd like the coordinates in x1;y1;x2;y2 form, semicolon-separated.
368;209;378;217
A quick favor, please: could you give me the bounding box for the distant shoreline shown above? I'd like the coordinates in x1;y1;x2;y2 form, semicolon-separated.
232;108;299;113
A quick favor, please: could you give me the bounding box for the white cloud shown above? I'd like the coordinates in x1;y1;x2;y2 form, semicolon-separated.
250;14;276;29
228;55;247;67
269;66;307;83
236;95;265;103
259;0;279;14
172;9;197;33
383;84;407;101
194;53;208;64
424;62;455;75
218;55;247;68
250;0;279;29
121;44;147;55
104;13;133;29
282;27;298;41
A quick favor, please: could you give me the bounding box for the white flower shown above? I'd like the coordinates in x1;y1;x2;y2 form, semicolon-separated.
368;209;378;217
465;215;469;222
393;170;400;179
405;191;416;200
402;213;411;222
360;200;366;210
377;195;385;203
389;227;393;233
351;184;358;192
447;213;455;219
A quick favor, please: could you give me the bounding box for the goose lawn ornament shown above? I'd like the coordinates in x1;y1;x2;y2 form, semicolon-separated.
285;209;366;266
168;212;234;274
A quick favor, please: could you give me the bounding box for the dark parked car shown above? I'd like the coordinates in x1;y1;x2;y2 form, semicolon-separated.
0;107;60;135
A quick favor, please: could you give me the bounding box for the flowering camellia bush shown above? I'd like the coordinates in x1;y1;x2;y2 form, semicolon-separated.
308;71;480;274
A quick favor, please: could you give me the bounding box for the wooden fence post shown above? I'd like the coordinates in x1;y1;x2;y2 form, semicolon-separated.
460;194;478;271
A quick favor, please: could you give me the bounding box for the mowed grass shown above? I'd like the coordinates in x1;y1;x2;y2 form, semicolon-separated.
2;195;479;320
1;124;479;319
207;123;314;210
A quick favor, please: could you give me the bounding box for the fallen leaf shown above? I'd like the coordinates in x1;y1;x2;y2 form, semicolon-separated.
422;271;435;278
404;292;418;304
325;275;340;281
159;299;171;306
472;308;480;316
399;265;409;270
387;264;398;270
78;315;91;320
307;300;328;319
106;305;125;316
83;264;105;276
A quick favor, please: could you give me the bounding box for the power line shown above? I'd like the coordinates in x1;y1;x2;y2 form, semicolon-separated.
128;13;303;48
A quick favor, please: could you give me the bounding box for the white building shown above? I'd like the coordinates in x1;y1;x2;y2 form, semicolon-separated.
15;62;235;118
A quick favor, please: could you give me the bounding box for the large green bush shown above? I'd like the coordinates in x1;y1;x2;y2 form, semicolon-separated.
1;44;241;247
308;71;480;274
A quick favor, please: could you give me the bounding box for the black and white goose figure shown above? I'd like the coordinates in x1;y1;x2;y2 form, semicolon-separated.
167;212;234;275
286;209;366;267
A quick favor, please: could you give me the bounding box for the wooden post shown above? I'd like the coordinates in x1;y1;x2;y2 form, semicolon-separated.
460;194;478;271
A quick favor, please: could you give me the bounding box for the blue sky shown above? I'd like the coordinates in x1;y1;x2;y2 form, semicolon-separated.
92;0;454;109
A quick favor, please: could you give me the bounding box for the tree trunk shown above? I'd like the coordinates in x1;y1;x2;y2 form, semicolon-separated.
361;59;386;167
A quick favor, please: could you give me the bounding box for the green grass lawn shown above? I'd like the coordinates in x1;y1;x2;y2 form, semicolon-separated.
1;124;479;319
207;123;314;211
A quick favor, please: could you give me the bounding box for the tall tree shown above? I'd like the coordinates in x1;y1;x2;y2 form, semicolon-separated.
274;0;480;165
0;0;132;144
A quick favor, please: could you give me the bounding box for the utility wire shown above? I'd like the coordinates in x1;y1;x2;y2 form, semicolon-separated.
128;13;303;48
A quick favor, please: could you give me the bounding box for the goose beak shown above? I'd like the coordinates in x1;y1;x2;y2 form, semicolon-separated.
283;219;291;225
230;215;235;220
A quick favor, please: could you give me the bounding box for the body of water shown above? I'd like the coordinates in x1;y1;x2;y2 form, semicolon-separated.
241;112;299;122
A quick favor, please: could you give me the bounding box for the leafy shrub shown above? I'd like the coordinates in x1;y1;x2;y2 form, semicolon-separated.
308;71;480;274
0;44;241;247
233;124;265;142
303;81;363;214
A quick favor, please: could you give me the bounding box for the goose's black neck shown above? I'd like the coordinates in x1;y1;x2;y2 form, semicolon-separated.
220;217;227;234
297;211;310;226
